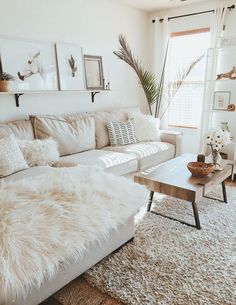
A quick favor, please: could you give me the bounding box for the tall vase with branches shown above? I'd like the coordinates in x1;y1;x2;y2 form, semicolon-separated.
114;34;203;119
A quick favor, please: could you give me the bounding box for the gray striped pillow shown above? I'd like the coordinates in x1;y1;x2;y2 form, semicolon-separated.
106;119;138;146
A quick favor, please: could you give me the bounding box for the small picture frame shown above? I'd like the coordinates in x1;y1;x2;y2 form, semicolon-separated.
213;91;231;111
84;55;104;90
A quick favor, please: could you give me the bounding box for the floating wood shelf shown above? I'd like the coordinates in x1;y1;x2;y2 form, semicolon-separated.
0;90;111;107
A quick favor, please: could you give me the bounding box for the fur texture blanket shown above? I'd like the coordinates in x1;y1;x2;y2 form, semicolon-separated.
0;166;147;304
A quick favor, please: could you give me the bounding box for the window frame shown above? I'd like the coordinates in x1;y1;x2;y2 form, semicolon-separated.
168;27;210;129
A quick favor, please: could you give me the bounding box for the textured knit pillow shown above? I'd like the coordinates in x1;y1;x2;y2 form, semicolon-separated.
106;119;138;146
18;138;60;167
128;113;161;142
0;135;28;178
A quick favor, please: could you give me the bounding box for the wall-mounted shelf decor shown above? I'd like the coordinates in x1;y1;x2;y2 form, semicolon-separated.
0;89;111;107
0;36;111;107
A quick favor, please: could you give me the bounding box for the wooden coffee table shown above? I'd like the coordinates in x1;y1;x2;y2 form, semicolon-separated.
134;154;233;229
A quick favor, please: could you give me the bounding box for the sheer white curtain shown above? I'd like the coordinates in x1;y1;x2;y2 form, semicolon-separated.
199;2;228;152
152;16;170;128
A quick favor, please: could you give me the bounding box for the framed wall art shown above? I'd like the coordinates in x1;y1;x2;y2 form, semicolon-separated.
220;35;236;47
83;55;104;90
0;38;58;91
56;42;85;90
213;91;231;111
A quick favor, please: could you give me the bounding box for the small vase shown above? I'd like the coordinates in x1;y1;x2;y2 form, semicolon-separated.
211;150;222;171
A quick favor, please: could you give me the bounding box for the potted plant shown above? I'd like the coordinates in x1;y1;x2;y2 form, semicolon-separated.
0;72;15;92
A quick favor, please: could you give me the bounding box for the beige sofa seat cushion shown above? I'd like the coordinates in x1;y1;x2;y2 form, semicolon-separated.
57;149;138;176
103;142;175;170
1;166;56;183
0;119;34;140
30;115;96;156
94;111;128;149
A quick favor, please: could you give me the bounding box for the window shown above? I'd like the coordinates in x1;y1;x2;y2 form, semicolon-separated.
168;28;210;129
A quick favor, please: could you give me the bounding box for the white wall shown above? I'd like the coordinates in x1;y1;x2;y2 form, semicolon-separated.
149;0;236;157
0;0;149;122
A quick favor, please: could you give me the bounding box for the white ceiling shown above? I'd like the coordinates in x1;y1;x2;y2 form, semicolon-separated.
115;0;209;12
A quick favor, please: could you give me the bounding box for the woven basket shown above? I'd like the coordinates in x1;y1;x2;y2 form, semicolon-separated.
187;162;214;178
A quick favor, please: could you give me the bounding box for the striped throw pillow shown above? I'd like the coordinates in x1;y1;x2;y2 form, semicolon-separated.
106;119;138;146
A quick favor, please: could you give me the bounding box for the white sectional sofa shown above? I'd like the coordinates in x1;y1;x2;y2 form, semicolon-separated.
0;107;182;305
1;108;182;182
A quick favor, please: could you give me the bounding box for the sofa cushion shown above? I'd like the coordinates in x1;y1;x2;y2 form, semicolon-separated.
2;166;57;182
103;142;175;170
30;115;95;156
106;119;138;146
94;111;128;149
0;135;29;178
128;113;160;142
56;149;138;176
18;138;60;167
0;119;34;140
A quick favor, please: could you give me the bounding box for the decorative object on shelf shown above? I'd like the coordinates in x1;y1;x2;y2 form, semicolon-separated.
0;38;58;91
55;43;85;90
105;81;111;90
228;103;235;111
0;72;15;92
216;66;236;80
220;122;230;132
205;129;231;170
187;162;214;178
213;91;231;110
84;55;104;90
220;35;236;47
197;154;205;163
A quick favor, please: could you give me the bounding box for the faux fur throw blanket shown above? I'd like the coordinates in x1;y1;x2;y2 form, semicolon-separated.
0;166;147;304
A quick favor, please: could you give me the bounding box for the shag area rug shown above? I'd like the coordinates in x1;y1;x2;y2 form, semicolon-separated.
85;187;236;305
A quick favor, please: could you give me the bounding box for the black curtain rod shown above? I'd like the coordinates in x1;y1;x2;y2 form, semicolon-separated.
152;4;235;23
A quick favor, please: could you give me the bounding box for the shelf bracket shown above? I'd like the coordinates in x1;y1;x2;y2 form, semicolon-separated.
14;93;24;107
91;91;100;103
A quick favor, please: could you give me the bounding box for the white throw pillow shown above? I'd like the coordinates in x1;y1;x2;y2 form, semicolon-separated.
18;138;60;167
106;119;138;146
128;113;160;142
0;135;28;177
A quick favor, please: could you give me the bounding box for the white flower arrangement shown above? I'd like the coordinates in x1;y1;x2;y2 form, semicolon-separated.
206;129;231;151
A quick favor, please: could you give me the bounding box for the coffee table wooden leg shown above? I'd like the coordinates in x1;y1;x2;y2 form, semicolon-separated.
222;181;227;203
147;191;154;212
192;201;201;230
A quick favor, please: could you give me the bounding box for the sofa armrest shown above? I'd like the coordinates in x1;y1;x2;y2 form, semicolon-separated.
159;130;183;156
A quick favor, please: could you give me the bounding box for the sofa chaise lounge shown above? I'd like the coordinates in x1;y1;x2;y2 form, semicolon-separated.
0;107;182;305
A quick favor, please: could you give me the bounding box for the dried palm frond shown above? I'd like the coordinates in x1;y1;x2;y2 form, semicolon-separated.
114;35;159;115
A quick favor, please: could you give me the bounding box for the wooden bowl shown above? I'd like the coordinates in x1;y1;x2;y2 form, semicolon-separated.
187;162;214;178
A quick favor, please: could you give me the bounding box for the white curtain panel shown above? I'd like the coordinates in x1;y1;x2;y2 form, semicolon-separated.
151;16;170;127
159;16;171;129
199;2;228;152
